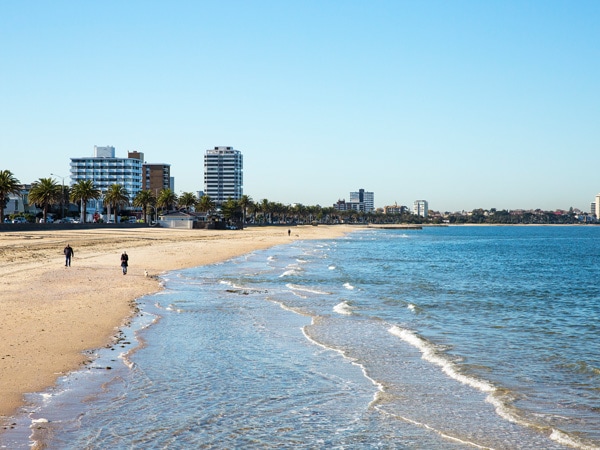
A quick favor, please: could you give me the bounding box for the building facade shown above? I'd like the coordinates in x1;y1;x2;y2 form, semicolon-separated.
383;203;408;214
204;146;243;205
349;189;374;212
70;146;144;216
334;188;374;212
3;185;33;217
143;163;171;194
413;200;429;217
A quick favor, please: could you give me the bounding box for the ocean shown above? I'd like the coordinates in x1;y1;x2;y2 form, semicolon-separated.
1;225;599;449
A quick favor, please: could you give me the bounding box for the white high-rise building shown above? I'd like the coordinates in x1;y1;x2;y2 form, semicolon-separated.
595;194;600;218
413;200;428;217
204;146;243;205
334;188;375;212
70;146;143;216
349;189;375;212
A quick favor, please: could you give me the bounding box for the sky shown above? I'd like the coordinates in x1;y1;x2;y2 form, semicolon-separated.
1;1;599;213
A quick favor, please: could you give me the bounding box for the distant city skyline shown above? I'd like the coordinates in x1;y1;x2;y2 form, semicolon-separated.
3;142;600;214
2;2;599;212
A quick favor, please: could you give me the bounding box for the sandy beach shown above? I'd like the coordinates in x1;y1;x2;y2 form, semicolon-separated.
0;225;353;425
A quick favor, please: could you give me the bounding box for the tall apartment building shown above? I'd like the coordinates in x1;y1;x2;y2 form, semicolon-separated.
349;189;375;212
70;146;144;214
413;200;429;217
595;194;600;218
204;146;243;205
143;163;171;194
333;189;375;212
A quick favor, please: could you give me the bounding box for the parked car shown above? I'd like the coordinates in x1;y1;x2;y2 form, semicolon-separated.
12;217;27;224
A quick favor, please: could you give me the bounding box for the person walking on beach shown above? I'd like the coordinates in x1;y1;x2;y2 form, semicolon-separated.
63;244;74;267
120;251;129;275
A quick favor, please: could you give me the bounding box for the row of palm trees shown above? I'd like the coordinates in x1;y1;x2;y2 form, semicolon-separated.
0;170;181;224
2;168;419;226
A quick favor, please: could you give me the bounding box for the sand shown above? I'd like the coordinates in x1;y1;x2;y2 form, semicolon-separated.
0;225;354;424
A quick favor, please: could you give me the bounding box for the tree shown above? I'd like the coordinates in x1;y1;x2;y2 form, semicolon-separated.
222;197;241;224
156;188;177;212
0;170;22;224
178;192;197;211
104;184;130;222
133;190;156;224
238;194;253;228
28;177;61;223
70;180;101;223
259;198;271;224
195;195;215;217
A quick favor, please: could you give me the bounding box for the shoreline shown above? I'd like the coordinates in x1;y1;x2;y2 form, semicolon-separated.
0;225;355;425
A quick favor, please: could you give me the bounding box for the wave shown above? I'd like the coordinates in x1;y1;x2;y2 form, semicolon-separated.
343;282;355;290
280;269;300;277
333;301;353;315
285;283;331;295
389;326;495;393
301;319;383;409
389;326;597;449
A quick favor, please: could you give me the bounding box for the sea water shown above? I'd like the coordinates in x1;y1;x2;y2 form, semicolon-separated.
1;226;599;449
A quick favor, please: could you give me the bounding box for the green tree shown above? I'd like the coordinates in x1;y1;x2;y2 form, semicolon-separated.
28;177;61;223
70;180;101;223
157;188;178;212
104;184;130;222
238;194;253;228
195;195;215;217
178;192;197;211
259;198;271;224
133;190;156;224
0;170;22;224
222;197;241;224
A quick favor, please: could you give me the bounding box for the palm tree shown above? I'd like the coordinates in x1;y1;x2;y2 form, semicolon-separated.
259;198;271;224
247;201;259;224
133;190;156;224
104;184;129;223
28;177;61;223
70;180;101;223
178;192;197;211
0;170;22;224
157;188;178;212
222;197;241;224
195;195;215;218
238;195;252;228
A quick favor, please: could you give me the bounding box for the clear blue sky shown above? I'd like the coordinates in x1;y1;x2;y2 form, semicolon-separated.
1;1;598;212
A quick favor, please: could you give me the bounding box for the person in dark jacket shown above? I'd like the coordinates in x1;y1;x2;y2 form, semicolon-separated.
64;244;74;267
121;251;129;275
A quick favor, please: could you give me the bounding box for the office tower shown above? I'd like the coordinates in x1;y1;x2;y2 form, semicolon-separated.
204;146;243;205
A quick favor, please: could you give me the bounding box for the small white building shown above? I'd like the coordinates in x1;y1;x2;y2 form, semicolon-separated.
157;211;197;229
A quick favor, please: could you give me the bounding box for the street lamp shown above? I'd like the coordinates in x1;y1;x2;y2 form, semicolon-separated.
51;173;67;219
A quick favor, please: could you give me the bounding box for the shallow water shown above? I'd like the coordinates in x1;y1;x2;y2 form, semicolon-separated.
2;226;599;449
